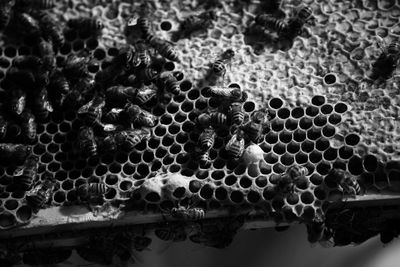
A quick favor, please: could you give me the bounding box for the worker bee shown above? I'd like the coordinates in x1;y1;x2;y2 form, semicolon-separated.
210;112;227;128
20;110;37;143
63;54;90;81
111;45;136;71
195;113;211;128
211;49;235;78
102;108;125;125
37;37;56;71
12;55;43;69
209;86;245;102
240;121;262;143
37;11;64;48
225;129;245;158
114;128;152;150
67;17;104;35
369;37;400;80
15;12;41;36
178;10;216;38
105;85;138;107
22;249;72;266
15;0;55;10
306;217;333;246
155;224;187;242
31;87;53;121
0;0;14;30
198;127;215;151
287;165;308;178
329;168;361;196
229;102;244;125
9;88;27;116
254;15;288;36
169;203;205;221
197;149;212;168
123;102;157;127
0;143;31;165
48;70;69;94
0;115;8;140
60;88;83;110
277;165;309;194
13;155;39;191
77;182;109;199
135;67;159;83
147;34;180;62
135;85;157;106
78;126;98;158
78;95;105;127
133;40;151;68
285;6;314;37
26;172;54;211
157;73;180;95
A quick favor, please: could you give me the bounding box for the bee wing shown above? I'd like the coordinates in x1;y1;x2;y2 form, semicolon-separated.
103;124;118;132
13;166;24;176
375;36;387;53
77;100;93;114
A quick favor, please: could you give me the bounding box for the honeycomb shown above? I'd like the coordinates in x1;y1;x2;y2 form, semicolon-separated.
0;0;400;263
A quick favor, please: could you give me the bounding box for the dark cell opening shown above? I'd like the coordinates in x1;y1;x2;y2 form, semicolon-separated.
291;107;304;118
309;151;322;163
316;161;331;175
314;186;326;200
265;132;279;144
16;206;32;222
247;190;261;203
293;129;306;142
243;101;256;113
265;152;279;164
54;191;66;203
348;156;364;176
345;133;361;147
86;38;99;50
295;152;308;164
72;39;84;51
271;120;284;132
323;148;338;161
323;73;336;85
200;185;214;200
269;97;284;109
169;164;181;173
145;192;161;203
230;190;244;204
273;143;286;155
239;176;252;188
189;180;202;193
281;153;294;166
255;176;268;188
225;175;237;186
279;131;292;143
160;21;172;31
277;108;290;119
316;137;330;151
322;125;336;137
307;127;321;140
195;98;208;110
311;95;326;106
321;104;333;115
173;187;186;199
339;146;353;160
305;106;319;117
314;115;327;127
363;155;378;172
287;141;300;154
180;80;193;92
285;119;298;131
329;114;342;125
137;164;150;177
181;101;194;112
164;61;175;71
299;117;313;130
334;102;348;113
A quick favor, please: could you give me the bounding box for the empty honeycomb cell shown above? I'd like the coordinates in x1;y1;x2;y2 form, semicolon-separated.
85;38;99;50
230;190;244;204
167;102;179;114
164;61;175;71
259;142;272;153
187;89;200;101
137;163;150;177
345;133;361;146
310;173;323;185
348;156;364;176
208;97;220;108
154;125;167;137
17;46;30;55
269;97;284;110
265;152;279;164
119;180;133;192
162;135;174;146
334;102;348;113
39;134;52;144
4;46;16;58
181;101;193;113
328;113;342;125
286;141;300;154
168;123;181;135
277;108;290;120
363;155;378;172
255;176;268;188
273;143;286;155
339;146;353;160
314;186;326;200
213;158;225;169
180;80;193;92
315;137;330;151
311;95;326;107
322;125;336;138
81;167;92;178
281;153;294;166
160;20;173;31
247;190;261;203
11;191;24;199
145;191;161;203
183;142;195;153
199;184;214;200
271;120;284;132
213;187;228;201
307;127;321;140
54;191;66;204
0;212;16;228
323;73;337;85
309;151;322;163
293;129;306;142
196;170;209;180
40;153;53;164
4;199;18;211
234;164;247;176
273;163;285;174
301;140;314;153
279;130;292;143
285;118;298;131
314;115;327;127
286;192;299;205
265;132;279;144
109;162;121;174
243;101;256;113
200;87;211;98
239;176;252;189
291;107;305;119
0;57;10;68
61;180;73;191
305;106;319;117
316;161;331;175
300;191;314;204
55;170;67;181
295;152;308;164
169;164;181;173
162;154;175;166
160;114;173;125
121;162;135;175
299;117;313;130
320;104;334;115
272;196;284;211
72;39;84;51
94;48;106;60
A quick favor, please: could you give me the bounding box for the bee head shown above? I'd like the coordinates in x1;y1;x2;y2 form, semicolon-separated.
223;49;235;60
96;19;104;30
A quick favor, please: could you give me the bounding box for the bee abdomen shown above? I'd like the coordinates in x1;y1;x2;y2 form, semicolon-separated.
88;183;108;195
255;15;288;35
165;76;180;95
199;129;215;151
210;112;227;128
137;17;151;36
212;60;226;77
67;18;104;33
26;192;46;208
198;151;212;168
31;0;55;9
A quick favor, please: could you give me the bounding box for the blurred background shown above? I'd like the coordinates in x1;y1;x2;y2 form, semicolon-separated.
16;224;400;267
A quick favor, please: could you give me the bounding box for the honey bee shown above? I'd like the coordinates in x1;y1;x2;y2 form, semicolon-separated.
15;12;41;36
37;11;64;48
16;0;55;10
78;95;105;127
20;110;37;143
0;143;31;165
37;37;56;71
329;168;361;196
0;0;14;30
94;64;124;89
67;17;104;35
133;40;151;68
48;70;69;94
135;17;151;37
102;108;125;125
105;85;138;107
287;165;308;178
155;224;187;242
306;217;333;246
135;67;159;83
211;49;235;78
209;86;245;102
198;127;215;152
12;55;43;69
229;102;244;125
63;54;90;81
169;203;205;221
254;15;288;36
26;172;54;210
13;155;39;191
277;165;309;194
210;112;227;128
135;85;157;106
9;88;27;116
31;87;53;121
114;128;152;150
111;45;136;71
78;126;98;158
369;37;400;80
0;115;8;140
147;34;180;62
77;182;109;199
60;88;83;110
157;73;180;95
285;6;313;37
225;129;245;158
240;121;262;143
198;149;212;168
123;102;157;127
195;113;211;128
178;10;216;38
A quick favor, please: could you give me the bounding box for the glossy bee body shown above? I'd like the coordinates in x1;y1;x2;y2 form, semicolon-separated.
20;110;37;143
37;11;64;48
225;130;245;158
67;17;104;35
37;37;56;71
114;128;152;150
287;165;308;179
195;113;211;128
13;155;39;191
277;165;309;194
133;41;151;68
124;103;157;127
251;108;271;134
12;56;43;69
209;86;244;102
157;73;180;95
286;6;314;37
211;49;235;78
78;95;105;127
31;88;53;121
210;112;227;128
306;219;329;244
370;38;400;80
255;15;288;35
105;86;138;107
229;102;244;125
102;108;125;125
0;0;14;30
9;88;27;116
147;34;180;62
330;168;361;196
198;127;215;152
63;55;89;81
136;17;151;37
241;121;262;143
135;67;159;83
16;12;41;36
26;173;54;210
155;225;187;242
77;183;108;199
170;205;205;221
135;86;157;106
0;143;31;165
198;149;212;168
49;70;69;94
78;126;97;158
179;10;216;37
0;115;8;140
